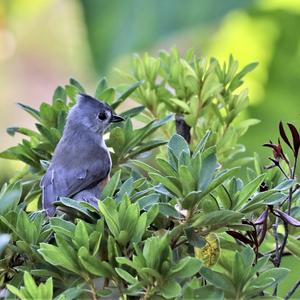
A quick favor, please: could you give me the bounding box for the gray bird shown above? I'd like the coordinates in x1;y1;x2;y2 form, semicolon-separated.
40;93;124;216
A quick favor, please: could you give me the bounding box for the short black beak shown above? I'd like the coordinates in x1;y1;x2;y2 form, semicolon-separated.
111;114;124;123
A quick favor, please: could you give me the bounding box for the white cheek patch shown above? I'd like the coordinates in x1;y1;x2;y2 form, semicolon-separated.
106;111;112;120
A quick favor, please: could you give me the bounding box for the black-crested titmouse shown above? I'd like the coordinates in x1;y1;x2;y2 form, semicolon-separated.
40;93;124;216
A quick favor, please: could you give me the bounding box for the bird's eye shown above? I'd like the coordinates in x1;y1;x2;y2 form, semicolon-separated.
97;112;107;120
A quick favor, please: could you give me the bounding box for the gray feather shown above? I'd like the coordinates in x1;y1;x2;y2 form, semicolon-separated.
40;94;114;216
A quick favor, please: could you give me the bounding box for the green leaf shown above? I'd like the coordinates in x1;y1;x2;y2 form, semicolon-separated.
203;168;239;200
99;88;115;104
252;255;270;274
193;130;211;158
183;285;224;300
275;179;295;190
0;181;22;215
107;127;125;156
160;280;181;299
201;73;222;102
143;236;169;270
198;151;217;191
69;78;85;92
261;267;289;283
185;228;206;247
149;173;182;198
77;247;114;278
120;106;145;119
6;284;27;300
200;267;235;291
128;140;167;159
171;257;202;278
38;243;79;274
235;174;265;209
16;210;38;244
23;271;38;298
96;289;113;298
263;192;286;205
73;221;89;250
286;235;300;259
168;98;191;113
65;84;78;104
247;268;289;295
131;213;147;244
146;204;159;226
178;165;196;195
101;170;121;199
112;80;144;109
182;190;202;209
131;160;159;174
17;102;40;121
116;256;140;271
137;194;160;210
54;197;97;222
229;62;258;91
159;203;182;218
115;268;137;284
240;190;279;213
6;127;39;138
54;286;83;300
40;103;56;127
192;210;244;227
168;134;190;159
95;77;108;99
50;218;75;238
53;86;66;103
116;178;134;200
156;158;178;177
30;269;62;280
98;201;120;238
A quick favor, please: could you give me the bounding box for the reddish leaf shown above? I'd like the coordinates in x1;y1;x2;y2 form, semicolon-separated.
287;123;300;157
263;142;286;162
263;143;277;151
274;209;300;227
279;121;293;151
269;158;279;166
226;231;254;245
254;209;269;225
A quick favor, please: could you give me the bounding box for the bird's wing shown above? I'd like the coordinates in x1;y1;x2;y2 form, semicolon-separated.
40;146;111;215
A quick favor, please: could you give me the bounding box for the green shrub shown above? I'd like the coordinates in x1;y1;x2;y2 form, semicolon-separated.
0;49;299;299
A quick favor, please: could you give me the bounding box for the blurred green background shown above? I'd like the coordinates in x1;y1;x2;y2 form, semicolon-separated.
2;0;300;175
1;0;300;296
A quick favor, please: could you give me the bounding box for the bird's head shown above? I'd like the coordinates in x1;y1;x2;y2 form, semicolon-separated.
67;93;124;134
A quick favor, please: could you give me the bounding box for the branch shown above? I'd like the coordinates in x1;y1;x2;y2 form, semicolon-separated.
272;218;280;268
175;114;191;143
284;280;300;300
272;221;289;296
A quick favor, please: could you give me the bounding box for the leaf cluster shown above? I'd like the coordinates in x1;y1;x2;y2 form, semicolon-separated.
1;49;299;300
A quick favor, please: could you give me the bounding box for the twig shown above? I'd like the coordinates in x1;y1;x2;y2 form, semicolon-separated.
272;218;280;267
288;187;293;215
284;280;300;300
173;238;188;249
288;154;298;213
291;154;298;179
272;218;280;296
277;163;289;180
87;278;97;300
278;222;289;266
175;114;191;143
273;221;289;296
